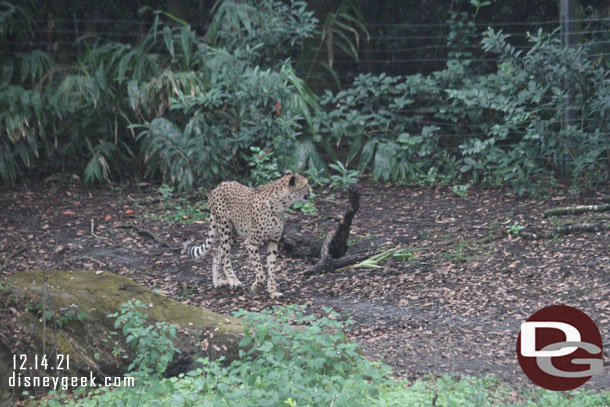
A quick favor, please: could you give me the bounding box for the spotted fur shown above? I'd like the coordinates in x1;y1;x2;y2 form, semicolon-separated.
183;172;312;299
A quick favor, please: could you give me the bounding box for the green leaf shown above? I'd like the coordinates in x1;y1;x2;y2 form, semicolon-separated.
163;26;175;59
397;133;422;146
346;134;362;166
373;142;397;182
180;26;192;68
358;138;376;173
239;336;252;347
464;157;483;169
127;80;140;110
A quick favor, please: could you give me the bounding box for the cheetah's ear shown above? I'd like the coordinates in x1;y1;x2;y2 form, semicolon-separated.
289;174;296;186
284;170;293;176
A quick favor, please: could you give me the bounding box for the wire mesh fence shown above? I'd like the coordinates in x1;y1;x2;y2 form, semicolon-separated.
9;17;609;81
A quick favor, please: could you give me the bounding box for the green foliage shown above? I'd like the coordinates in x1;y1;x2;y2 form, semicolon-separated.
50;308;88;329
313;21;609;193
132;27;317;190
446;0;482;63
227;306;392;407
304;165;330;186
44;306;610;407
25;302;87;328
2;0;608;195
0;0;318;189
313;72;461;185
148;184;208;224
329;160;360;189
107;300;181;376
208;0;317;65
460;28;610;193
505;220;525;236
452;184;470;197
351;247;418;269
291;193;318;214
302;0;369;89
0;0;37;45
247;146;282;186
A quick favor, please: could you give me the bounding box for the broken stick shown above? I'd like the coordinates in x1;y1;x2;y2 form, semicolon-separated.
2;245;27;271
543;204;610;217
117;224;178;250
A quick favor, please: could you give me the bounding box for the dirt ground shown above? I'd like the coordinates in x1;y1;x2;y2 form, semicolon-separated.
1;179;609;389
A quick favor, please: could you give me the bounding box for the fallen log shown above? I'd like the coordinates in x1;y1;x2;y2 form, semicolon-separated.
543;204;610;217
520;222;610;240
280;188;360;259
280;219;323;258
0;270;244;401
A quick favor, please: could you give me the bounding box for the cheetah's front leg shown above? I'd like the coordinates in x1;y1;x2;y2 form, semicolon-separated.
265;240;282;299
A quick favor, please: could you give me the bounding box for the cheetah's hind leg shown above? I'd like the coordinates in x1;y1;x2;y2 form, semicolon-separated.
218;223;243;290
211;249;229;288
265;240;283;299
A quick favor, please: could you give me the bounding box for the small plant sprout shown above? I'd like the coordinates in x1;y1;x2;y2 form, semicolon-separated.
506;221;525;236
452;184;470;197
328;161;360;189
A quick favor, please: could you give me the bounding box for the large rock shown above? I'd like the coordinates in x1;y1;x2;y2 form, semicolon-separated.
0;270;243;405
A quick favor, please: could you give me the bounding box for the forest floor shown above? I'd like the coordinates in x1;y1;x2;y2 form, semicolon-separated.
1;179;609;389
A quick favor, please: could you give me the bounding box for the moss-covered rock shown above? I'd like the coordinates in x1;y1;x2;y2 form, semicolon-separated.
0;270;243;405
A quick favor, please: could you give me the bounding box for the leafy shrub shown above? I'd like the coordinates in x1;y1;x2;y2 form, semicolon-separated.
127;1;319;190
49;305;392;407
225;306;392;407
312;71;466;185
457;28;610;193
107;300;181;376
44;305;610;407
208;0;317;67
291;194;317;213
313;23;609;193
246;146;282;186
329;160;360;189
0;0;318;189
2;0;608;194
134;51;314;190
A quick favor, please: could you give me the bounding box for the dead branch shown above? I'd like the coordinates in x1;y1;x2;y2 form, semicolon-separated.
305;187;363;275
117;224;178;250
2;245;26;271
305;251;376;275
90;218;109;240
543;204;610;217
328;187;360;258
520;222;610;240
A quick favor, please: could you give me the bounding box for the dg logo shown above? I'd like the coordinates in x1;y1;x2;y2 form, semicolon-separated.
516;305;604;391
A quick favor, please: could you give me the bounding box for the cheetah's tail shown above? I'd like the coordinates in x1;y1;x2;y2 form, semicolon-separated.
183;240;213;259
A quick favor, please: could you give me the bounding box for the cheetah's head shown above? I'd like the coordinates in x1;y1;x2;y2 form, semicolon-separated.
285;171;312;203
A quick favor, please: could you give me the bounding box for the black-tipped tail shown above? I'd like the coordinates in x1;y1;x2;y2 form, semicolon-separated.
183;240;209;259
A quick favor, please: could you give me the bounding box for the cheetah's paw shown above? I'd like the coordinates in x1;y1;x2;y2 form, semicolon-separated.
228;278;243;290
213;278;229;288
269;291;283;300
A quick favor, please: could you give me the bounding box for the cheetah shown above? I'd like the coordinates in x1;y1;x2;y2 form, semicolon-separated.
183;171;312;299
